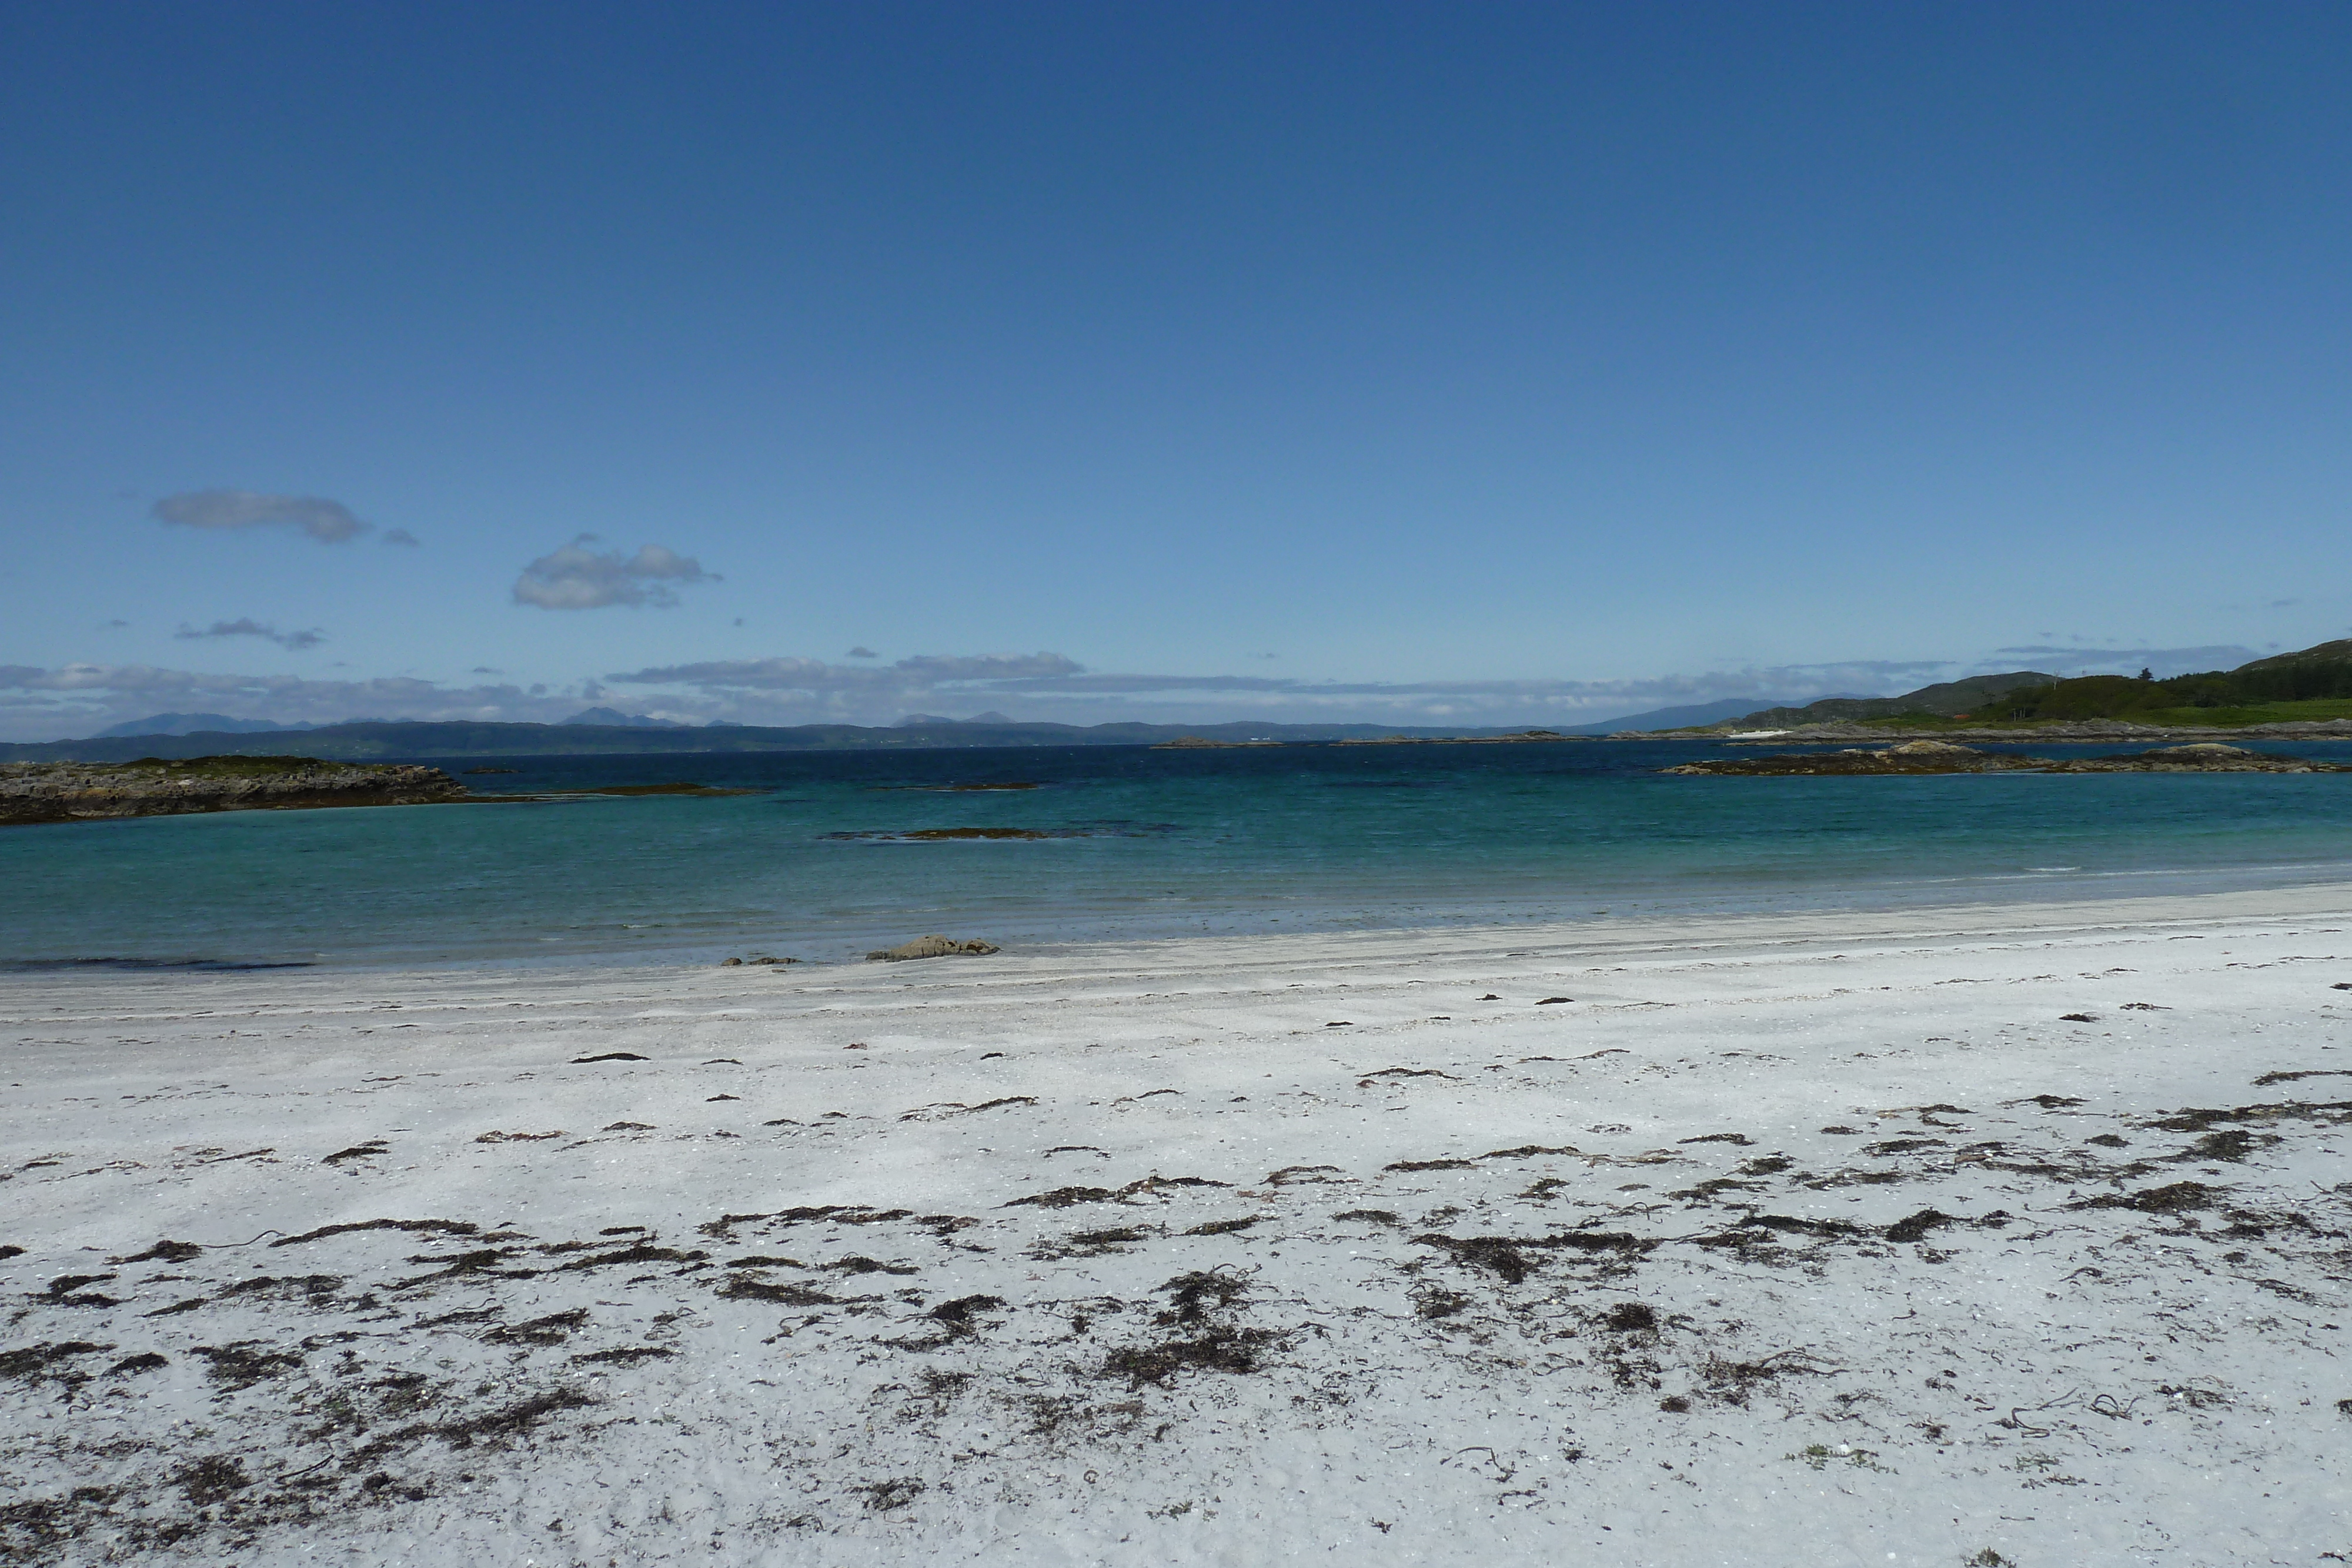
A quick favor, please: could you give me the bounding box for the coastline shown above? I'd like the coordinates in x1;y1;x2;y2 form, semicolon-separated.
5;886;2348;1564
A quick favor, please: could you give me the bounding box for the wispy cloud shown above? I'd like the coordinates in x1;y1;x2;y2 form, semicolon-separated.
513;537;717;609
173;618;326;651
1990;644;2260;676
605;653;1084;719
381;527;421;547
152;490;371;543
599;653;1953;727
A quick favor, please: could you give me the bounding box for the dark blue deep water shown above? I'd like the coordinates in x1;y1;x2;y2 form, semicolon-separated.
4;739;2350;968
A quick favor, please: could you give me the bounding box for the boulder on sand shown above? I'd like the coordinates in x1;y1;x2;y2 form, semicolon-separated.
866;935;1002;962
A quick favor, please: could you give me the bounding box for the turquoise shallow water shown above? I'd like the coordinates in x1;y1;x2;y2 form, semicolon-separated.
4;740;2351;969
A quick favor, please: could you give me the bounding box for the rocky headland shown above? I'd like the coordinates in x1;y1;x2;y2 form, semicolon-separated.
0;756;469;827
1668;717;2352;745
1665;740;2350;777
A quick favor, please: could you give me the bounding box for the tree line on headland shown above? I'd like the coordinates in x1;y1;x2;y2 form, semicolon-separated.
1713;640;2352;732
1962;641;2352;724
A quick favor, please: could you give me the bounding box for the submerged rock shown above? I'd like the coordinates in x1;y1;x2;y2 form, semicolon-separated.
1150;736;1282;748
866;935;1002;962
2039;743;2345;773
1664;741;2028;776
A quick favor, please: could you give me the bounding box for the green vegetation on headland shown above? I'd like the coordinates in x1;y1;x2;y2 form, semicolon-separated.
1964;642;2352;721
1715;672;2059;728
1700;640;2352;735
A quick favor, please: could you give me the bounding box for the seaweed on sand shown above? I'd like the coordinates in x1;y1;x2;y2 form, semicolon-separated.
1100;1269;1275;1387
41;1275;121;1307
0;1342;113;1384
171;1456;252;1507
716;1276;861;1306
483;1309;589;1346
272;1218;481;1249
926;1295;1005;1332
1103;1327;1273;1386
1413;1229;1660;1285
2074;1180;2226;1213
1004;1186;1118;1209
111;1239;202;1265
427;1388;594;1449
194;1343;304;1390
1885;1209;1959;1243
1601;1302;1658;1333
1703;1349;1836;1407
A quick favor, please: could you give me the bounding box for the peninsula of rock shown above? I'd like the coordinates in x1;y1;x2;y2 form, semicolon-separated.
0;755;470;827
1664;740;2350;777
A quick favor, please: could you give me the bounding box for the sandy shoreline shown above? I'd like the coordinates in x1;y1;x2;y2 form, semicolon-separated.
5;887;2350;1564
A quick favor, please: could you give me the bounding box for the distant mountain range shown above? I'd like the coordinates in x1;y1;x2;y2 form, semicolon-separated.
26;700;1808;759
36;644;2347;760
95;712;320;738
1;717;1544;764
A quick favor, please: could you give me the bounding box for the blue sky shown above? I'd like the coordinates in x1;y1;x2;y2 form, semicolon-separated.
3;1;2347;737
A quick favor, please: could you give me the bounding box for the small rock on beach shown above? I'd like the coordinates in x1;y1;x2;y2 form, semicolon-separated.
864;935;1002;961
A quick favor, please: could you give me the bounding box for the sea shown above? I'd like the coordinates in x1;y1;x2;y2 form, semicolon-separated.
5;738;2351;971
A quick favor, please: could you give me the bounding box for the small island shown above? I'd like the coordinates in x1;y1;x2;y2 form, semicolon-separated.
1329;730;1588;746
0;755;469;827
1665;740;2348;777
1150;735;1285;748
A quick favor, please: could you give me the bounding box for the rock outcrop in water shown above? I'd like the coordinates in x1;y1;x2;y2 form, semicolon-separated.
2039;743;2350;772
865;935;1003;961
1150;736;1283;748
1665;741;2349;777
0;755;468;827
1329;730;1588;746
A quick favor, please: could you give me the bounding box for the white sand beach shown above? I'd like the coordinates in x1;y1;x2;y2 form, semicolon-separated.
5;885;2350;1566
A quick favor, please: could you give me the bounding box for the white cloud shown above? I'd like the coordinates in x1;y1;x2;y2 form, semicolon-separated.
614;653;1083;691
173;618;326;651
592;652;1956;727
603;652;1085;723
513;537;716;610
152;490;370;543
1990;644;2261;677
